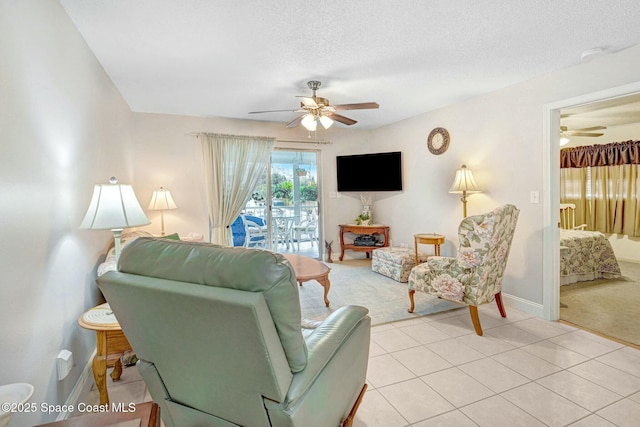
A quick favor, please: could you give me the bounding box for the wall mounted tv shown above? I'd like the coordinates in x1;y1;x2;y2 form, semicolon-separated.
336;151;403;192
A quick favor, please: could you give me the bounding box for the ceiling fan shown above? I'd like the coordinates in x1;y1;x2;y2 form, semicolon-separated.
249;80;379;131
560;125;606;137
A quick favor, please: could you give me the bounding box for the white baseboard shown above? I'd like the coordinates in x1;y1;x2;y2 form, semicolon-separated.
56;349;96;422
502;292;544;319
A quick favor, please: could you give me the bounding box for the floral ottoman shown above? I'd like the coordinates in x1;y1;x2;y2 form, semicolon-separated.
372;247;429;283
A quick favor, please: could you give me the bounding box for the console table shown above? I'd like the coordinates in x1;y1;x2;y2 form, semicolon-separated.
339;224;389;261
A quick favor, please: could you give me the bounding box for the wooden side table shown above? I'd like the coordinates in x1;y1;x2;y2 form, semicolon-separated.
78;303;132;405
413;233;446;264
35;401;160;426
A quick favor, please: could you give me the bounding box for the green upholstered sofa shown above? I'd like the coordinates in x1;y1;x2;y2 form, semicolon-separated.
97;237;370;427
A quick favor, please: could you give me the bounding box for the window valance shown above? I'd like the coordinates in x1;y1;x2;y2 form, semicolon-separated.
560;140;640;168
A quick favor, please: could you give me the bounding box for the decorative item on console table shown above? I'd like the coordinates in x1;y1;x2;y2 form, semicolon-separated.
339;224;390;261
355;212;371;225
359;194;373;223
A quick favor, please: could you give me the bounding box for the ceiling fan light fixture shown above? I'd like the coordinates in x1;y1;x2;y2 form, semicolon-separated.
301;114;317;131
319;115;333;129
560;136;570;146
249;80;378;130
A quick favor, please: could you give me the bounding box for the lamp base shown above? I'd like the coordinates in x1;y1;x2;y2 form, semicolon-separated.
160;210;165;236
461;191;468;218
112;229;124;262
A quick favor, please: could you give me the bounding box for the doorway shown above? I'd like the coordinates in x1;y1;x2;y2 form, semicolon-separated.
542;81;640;324
243;148;322;259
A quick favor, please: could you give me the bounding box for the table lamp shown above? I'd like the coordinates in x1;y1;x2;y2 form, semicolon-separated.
449;164;482;218
80;177;150;262
148;187;177;236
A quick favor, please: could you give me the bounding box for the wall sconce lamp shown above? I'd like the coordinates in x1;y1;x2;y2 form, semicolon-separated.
449;165;482;218
80;177;150;262
148;187;177;236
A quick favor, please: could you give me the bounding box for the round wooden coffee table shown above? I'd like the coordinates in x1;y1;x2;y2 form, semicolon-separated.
283;253;331;306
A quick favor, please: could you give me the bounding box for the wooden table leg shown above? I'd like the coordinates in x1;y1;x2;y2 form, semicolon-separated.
408;290;416;313
299;277;331;307
317;275;331;307
93;330;109;405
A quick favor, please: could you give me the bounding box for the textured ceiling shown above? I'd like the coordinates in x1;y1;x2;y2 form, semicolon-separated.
60;0;640;130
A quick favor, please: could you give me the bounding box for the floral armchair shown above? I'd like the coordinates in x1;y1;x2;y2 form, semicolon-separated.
408;204;519;335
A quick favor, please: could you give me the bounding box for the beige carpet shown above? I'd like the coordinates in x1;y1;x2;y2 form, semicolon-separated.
560;260;640;347
298;259;462;326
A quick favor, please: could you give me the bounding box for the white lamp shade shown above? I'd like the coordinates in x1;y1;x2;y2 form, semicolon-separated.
449;165;482;194
148;187;177;210
301;114;317;131
80;180;150;230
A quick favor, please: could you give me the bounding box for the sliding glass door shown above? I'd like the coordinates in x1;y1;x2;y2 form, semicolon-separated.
243;148;321;259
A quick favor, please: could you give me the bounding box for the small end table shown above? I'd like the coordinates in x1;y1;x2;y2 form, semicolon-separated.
414;233;446;265
78;303;132;405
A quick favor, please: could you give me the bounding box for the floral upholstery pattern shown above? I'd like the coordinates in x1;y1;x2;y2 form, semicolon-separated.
372;247;429;283
408;205;520;307
560;229;621;285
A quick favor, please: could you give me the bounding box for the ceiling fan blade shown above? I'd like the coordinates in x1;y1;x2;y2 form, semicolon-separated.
566;132;604;137
286;115;305;128
573;126;607;132
249;109;299;114
297;97;318;108
326;112;357;126
332;102;380;110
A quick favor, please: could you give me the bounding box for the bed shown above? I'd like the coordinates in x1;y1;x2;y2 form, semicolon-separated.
560;229;621;285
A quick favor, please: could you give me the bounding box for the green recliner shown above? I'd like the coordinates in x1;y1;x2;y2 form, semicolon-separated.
97;237;370;427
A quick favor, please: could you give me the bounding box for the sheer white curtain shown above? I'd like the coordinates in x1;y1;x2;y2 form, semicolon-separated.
199;133;275;245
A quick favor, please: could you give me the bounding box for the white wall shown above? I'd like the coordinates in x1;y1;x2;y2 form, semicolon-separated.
0;1;135;425
564;121;640;263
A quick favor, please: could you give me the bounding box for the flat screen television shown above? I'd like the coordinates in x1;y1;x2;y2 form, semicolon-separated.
336;151;403;192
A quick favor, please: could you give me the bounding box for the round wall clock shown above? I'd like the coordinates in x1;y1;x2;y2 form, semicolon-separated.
427;127;450;155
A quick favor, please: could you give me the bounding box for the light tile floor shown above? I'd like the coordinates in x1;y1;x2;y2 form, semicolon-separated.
83;304;640;427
